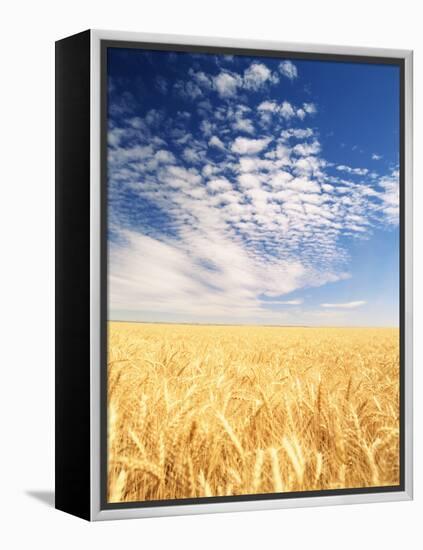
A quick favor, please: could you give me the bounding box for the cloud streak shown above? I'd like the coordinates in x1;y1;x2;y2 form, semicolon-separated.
320;301;367;309
110;230;335;322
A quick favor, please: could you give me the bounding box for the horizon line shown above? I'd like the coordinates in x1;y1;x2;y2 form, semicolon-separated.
108;319;399;329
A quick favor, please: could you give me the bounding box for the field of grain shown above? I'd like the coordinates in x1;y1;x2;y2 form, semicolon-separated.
107;322;399;503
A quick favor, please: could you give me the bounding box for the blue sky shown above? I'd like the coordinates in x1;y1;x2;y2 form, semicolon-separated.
107;47;400;326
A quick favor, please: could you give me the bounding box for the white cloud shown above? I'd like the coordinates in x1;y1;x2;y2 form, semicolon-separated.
208;135;226;150
213;71;242;98
281;128;314;141
200;120;214;136
279;60;298;80
244;62;278;90
337;165;369;176
231;137;271;155
182;147;203;164
202;163;219;178
372;153;382;160
303;102;317;114
320;300;367;309
238;172;262;189
280;101;296;119
189;69;213;90
258;100;279;113
164;165;202;189
232;117;255;134
258;100;315;121
155;149;175;163
145;109;164;127
286;177;321;194
269;170;293;188
110;229;335;321
211;63;281;98
181;61;281;105
293;155;326;177
293;140;321;156
378;169;399;225
174;80;203;100
266;298;303;305
207;178;232;193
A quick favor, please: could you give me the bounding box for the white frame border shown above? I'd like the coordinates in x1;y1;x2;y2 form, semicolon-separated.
90;29;413;521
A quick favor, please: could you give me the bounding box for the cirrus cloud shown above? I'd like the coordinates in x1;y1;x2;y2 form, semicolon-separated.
320;301;367;309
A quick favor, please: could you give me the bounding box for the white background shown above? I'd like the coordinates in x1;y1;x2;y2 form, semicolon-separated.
0;1;421;548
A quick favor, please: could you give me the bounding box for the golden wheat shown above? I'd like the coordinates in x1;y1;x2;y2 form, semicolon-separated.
107;322;400;503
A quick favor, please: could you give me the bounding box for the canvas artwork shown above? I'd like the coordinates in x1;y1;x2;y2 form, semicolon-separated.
105;46;401;505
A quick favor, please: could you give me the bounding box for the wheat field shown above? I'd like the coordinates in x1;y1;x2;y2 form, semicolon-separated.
107;322;400;503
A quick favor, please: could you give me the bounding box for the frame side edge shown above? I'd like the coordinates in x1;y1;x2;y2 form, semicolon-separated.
404;50;413;500
55;29;92;521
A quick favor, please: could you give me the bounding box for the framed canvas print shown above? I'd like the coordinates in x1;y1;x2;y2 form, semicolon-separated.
55;29;413;521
